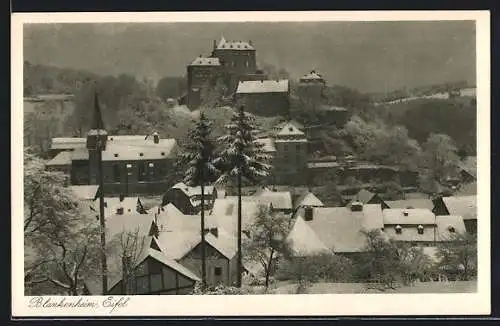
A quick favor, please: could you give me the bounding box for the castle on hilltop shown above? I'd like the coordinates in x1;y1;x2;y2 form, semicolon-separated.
185;36;290;117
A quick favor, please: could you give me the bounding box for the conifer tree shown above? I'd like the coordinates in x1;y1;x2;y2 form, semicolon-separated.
215;105;272;287
181;112;218;289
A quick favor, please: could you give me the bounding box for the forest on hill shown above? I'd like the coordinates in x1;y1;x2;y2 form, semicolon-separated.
23;62;476;173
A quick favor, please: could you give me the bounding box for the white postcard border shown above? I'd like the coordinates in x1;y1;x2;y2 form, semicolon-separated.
11;10;491;317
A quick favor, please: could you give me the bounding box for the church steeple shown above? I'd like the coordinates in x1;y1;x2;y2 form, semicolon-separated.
86;93;108;151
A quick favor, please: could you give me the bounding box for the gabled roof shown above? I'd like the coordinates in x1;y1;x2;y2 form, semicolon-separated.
257;190;293;210
442;196;477;220
69;185;99;201
189;56;221;66
157;227;237;261
155;203;216;232
172;182;216;198
276;123;305;137
50;135;178;161
210;197;263;235
385;198;434;210
382;208;436;225
287;216;333;256
299;70;324;81
295;191;325;208
298;207;367;253
216;37;254;50
46;151;73;166
98;197;141;219
236;80;289;94
435;215;467;241
361;204;385;230
274;120;305;131
352;189;377;204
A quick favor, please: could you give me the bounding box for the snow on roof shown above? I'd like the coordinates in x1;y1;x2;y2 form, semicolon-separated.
216;37;254;50
296;191;325;208
46;151;73;166
189;56;221;66
383;208;436;225
287;216;333;256
442;196;477;220
236;80;289;94
69;185;99;201
435;215;467;241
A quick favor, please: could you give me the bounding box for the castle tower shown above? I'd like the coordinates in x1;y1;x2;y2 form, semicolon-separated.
211;36;257;93
297;70;326;111
273;122;309;186
86;94;108;184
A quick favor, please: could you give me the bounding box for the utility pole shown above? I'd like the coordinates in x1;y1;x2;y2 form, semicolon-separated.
86;93;108;294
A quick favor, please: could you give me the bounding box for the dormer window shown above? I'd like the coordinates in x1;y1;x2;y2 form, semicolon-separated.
161;152;165;156
395;225;402;234
448;226;456;233
139;153;144;157
417;225;424;235
403;210;409;217
114;153;119;158
116;207;124;215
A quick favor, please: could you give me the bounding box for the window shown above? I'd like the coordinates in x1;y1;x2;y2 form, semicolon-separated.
417;225;424;235
296;144;301;151
304;207;313;221
138;162;147;181
395;225;402;234
283;144;289;152
114;153;119;158
214;267;222;276
116;207;124;215
148;162;155;177
113;164;121;182
245;61;248;67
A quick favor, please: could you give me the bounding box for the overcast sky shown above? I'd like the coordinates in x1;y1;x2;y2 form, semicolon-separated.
23;21;476;93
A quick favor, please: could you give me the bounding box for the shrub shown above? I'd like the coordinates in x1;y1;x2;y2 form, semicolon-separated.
276;253;355;283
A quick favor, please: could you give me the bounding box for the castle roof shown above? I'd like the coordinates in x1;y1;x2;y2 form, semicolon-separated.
236;80;289;94
189;56;221;66
300;70;325;82
216;36;254;50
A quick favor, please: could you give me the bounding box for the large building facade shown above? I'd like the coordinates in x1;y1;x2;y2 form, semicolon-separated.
186;36;268;109
46;97;179;196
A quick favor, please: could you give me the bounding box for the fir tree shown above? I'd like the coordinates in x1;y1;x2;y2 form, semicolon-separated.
215;105;272;287
181;112;218;289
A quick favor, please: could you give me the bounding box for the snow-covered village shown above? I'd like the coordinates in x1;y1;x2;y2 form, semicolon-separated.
23;21;478;296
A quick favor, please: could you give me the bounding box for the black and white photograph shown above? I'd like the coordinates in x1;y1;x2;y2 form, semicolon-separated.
12;11;490;316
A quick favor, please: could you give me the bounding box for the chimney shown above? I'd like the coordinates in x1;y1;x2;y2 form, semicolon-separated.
304;207;313;221
153;132;159;144
119;194;125;202
350;201;363;212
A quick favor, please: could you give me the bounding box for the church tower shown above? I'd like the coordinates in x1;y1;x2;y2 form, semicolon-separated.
86;94;108;185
